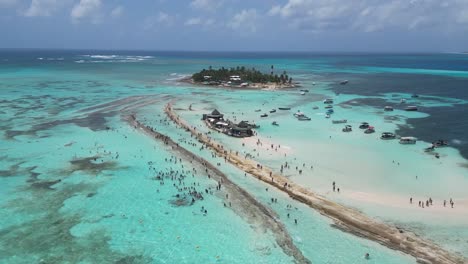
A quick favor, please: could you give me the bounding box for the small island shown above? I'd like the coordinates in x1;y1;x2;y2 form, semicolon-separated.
186;65;298;89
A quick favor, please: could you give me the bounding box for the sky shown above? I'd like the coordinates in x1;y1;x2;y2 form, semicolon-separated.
1;0;468;52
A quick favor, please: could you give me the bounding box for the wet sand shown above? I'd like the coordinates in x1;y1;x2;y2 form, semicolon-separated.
164;102;466;264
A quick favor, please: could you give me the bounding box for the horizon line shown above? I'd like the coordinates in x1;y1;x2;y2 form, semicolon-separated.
0;47;465;54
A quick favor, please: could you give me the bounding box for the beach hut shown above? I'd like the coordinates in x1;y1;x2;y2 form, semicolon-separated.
230;121;253;137
202;109;224;120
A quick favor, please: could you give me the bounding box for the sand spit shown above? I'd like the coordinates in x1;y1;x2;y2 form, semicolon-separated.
124;114;311;264
164;102;466;264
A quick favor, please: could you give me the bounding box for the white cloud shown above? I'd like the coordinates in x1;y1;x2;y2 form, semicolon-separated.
268;0;468;32
190;0;222;12
184;17;215;27
24;0;60;17
228;8;257;33
110;5;123;18
71;0;101;23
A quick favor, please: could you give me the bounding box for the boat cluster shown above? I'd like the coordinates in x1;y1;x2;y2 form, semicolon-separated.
384;95;421;112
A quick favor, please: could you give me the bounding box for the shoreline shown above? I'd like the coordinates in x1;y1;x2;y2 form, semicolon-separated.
164;101;466;264
178;76;300;90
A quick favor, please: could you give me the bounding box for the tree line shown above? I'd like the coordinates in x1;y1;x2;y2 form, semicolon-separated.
192;65;293;84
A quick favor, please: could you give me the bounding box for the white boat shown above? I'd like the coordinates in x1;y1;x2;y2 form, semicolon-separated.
399;137;417;144
312;82;316;85
405;106;418;111
323;98;334;104
342;125;352;132
297;116;311;121
325;114;331;118
293;111;305;117
400;99;406;104
300;91;306;95
384;106;394;111
381;132;396;140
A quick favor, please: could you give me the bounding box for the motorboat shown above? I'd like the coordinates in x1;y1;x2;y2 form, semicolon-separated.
300;91;306;95
380;132;396;140
411;94;419;98
323;98;334;104
300;89;309;92
364;126;375;134
332;119;347;124
340;80;349;85
278;107;291;110
399;137;417;144
405;106;418;111
342;125;352;132
294;111;311;120
272;121;279;126
293;111;305;117
260;114;268;117
325;114;331;118
384;106;394;111
312;82;316;85
325;105;333;109
359;122;369;129
270;109;277;113
326;109;334;114
400;99;406;104
313;106;319;110
433;139;448;147
297;116;311;121
255;109;261;112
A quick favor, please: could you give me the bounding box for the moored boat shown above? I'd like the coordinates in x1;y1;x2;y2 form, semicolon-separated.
325;105;333;109
323;98;334;104
384;106;394;111
340;80;349;85
297;116;311;121
255;109;261;112
359;122;369;129
364;126;375;134
260;114;268;117
380;132;396;139
272;121;279;126
270;109;276;113
399;137;417;144
278;107;291;110
405;106;418;111
332;119;347;124
313;106;319;110
433;139;448;147
342;125;352;132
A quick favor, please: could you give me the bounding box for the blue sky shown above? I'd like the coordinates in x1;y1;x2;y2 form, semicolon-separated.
1;0;468;52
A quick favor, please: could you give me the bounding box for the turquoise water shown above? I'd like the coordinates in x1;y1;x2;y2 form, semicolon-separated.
1;50;468;263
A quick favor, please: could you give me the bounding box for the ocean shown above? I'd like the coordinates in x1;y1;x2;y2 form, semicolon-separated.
1;49;467;263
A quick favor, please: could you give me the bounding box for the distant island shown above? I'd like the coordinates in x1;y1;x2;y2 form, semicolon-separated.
184;65;298;89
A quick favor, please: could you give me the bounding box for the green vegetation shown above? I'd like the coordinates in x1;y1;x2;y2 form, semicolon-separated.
192;65;293;84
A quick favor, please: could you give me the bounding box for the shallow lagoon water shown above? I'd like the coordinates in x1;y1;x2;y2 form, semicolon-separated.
1;50;467;262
